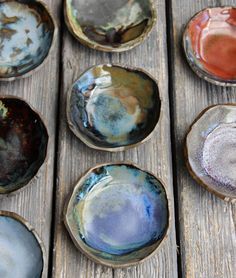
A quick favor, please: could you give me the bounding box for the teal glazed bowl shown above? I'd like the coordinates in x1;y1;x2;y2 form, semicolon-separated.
0;211;45;277
64;163;170;268
0;0;56;81
67;64;161;152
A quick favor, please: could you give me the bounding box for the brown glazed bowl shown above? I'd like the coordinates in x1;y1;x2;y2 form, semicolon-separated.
0;210;45;277
64;0;157;52
64;162;170;268
185;104;236;201
0;96;48;194
183;6;236;86
67;64;161;152
0;0;57;81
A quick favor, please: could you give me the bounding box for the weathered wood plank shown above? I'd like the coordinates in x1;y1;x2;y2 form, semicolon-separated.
52;0;178;277
0;1;61;277
169;0;236;277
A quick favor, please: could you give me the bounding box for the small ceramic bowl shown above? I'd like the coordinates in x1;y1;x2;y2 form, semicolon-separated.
0;210;45;277
67;64;161;152
183;6;236;86
185;104;236;201
64;0;156;52
0;0;57;81
0;96;48;194
64;162;170;268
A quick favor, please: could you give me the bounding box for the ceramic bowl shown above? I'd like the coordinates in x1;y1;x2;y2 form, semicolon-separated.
67;64;161;152
185;104;236;201
183;6;236;86
0;96;48;194
0;0;57;81
0;210;45;277
64;0;156;52
64;162;170;268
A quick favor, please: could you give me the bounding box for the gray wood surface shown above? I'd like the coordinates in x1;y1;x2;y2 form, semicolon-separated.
52;0;178;277
0;1;61;277
169;0;236;277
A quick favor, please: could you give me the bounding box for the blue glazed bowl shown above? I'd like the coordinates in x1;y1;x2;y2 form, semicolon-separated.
67;64;161;152
0;211;45;277
64;163;170;267
0;0;56;81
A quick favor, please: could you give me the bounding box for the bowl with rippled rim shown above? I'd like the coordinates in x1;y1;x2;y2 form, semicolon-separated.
0;210;45;277
185;104;236;201
0;0;57;81
183;7;236;86
64;0;156;52
0;96;48;194
67;64;161;152
64;162;170;268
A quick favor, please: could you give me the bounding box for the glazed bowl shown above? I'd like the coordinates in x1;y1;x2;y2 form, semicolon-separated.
67;64;161;152
183;6;236;86
0;96;48;194
0;211;45;277
64;0;156;52
64;162;170;268
0;0;56;81
185;104;236;201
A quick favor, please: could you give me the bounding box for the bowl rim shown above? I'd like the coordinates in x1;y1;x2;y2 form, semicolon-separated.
64;0;157;52
182;6;236;87
0;95;49;195
66;63;162;152
0;210;46;277
64;161;171;268
0;0;58;82
184;103;236;202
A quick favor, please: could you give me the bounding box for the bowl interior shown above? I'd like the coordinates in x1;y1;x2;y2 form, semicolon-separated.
186;105;236;199
183;7;236;83
65;164;169;267
0;98;48;194
0;213;43;277
66;0;154;50
68;65;161;150
0;0;55;79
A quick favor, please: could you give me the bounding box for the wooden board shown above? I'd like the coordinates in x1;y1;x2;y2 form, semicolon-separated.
0;1;61;277
52;0;178;277
169;0;236;277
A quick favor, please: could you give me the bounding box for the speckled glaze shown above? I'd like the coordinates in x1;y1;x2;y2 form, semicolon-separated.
0;211;45;278
185;104;236;201
67;64;161;152
0;96;48;194
64;163;169;268
64;0;156;52
0;0;56;81
183;7;236;86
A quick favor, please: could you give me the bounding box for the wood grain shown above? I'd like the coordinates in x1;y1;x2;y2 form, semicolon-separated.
52;0;178;277
0;1;61;277
169;0;236;277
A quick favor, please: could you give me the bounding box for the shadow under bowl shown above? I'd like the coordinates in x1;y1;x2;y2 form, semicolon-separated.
0;0;56;80
183;6;236;86
0;96;48;194
0;211;45;277
64;163;169;268
64;0;156;52
67;64;161;152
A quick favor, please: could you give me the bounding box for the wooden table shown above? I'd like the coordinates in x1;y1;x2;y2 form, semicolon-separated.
0;0;235;277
